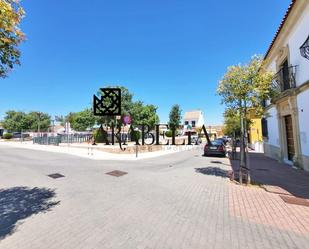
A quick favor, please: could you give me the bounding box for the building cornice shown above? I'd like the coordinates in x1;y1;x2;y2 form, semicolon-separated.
264;0;297;60
264;0;308;67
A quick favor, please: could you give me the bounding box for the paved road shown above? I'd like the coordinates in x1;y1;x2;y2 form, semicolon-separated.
0;146;309;249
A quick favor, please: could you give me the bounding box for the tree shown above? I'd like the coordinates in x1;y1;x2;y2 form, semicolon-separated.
70;109;95;131
217;55;274;184
27;111;51;132
2;110;51;131
94;86;159;129
168;104;182;130
2;110;27;131
0;0;25;78
223;109;241;137
217;55;274;115
129;101;159;129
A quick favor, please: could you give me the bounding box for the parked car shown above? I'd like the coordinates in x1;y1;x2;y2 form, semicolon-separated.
12;132;30;139
204;139;227;157
216;137;228;145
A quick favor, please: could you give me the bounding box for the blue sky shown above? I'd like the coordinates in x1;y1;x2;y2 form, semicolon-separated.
1;0;291;124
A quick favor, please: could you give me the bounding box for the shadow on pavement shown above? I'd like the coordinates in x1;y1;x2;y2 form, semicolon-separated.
0;186;60;240
229;152;309;199
195;167;229;178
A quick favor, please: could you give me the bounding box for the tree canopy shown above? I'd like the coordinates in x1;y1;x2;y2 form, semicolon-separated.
222;109;241;137
129;101;159;129
217;55;274;115
2;110;51;132
66;86;159;131
70;109;95;131
168;104;182;130
0;0;25;78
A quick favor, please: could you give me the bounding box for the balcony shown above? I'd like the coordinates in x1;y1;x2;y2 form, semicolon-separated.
271;65;297;93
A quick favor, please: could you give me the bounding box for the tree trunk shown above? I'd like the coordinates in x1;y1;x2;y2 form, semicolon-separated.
244;100;250;184
239;114;245;184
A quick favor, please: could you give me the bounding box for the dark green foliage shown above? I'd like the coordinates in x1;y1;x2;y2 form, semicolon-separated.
130;130;141;141
2;110;51;132
95;86;159;128
93;127;108;143
3;133;12;139
164;130;173;137
70;109;95;131
168;104;182;130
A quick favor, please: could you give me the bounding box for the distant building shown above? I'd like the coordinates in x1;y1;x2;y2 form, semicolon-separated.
206;125;224;140
183;110;205;133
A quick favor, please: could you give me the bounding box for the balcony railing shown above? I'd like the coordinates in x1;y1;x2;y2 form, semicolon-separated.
272;65;297;93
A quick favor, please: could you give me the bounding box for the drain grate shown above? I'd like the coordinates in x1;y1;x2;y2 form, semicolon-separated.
106;170;128;177
211;161;223;164
280;195;309;207
48;173;65;179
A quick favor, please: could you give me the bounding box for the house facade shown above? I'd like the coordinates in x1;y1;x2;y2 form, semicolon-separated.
263;0;309;170
183;110;205;133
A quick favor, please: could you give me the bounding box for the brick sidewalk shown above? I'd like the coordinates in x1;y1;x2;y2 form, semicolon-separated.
229;152;309;199
228;152;309;248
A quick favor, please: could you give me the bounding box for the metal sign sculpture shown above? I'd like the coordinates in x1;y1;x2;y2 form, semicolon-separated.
300;35;309;60
93;88;121;116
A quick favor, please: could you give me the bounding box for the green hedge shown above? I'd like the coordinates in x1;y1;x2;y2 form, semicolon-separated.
164;130;173;137
3;133;13;139
93;128;108;143
130;130;141;141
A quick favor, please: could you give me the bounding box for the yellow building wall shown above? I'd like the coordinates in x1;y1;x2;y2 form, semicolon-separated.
249;118;262;144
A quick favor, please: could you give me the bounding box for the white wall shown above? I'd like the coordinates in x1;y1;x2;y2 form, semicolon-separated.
197;113;205;127
183;112;205;127
265;4;309;87
298;90;309;156
266;107;280;147
288;4;309;86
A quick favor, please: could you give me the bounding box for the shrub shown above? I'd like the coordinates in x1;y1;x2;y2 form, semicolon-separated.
93;128;108;143
130;130;141;141
164;130;173;137
3;133;13;139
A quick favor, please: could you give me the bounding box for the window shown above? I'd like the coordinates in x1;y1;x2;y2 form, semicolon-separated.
191;121;196;127
261;118;268;138
185;121;189;125
281;59;290;90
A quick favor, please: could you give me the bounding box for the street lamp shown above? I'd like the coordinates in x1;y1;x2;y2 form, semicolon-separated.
300;36;309;60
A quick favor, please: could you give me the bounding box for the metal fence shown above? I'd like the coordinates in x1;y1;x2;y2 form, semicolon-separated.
33;134;92;146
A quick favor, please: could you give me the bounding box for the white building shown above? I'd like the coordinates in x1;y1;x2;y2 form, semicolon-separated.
263;0;309;170
183;110;205;133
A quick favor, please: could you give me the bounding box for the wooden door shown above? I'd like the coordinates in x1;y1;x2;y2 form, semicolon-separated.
284;115;295;161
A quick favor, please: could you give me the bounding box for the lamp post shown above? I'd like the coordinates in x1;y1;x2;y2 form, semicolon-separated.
300;35;309;60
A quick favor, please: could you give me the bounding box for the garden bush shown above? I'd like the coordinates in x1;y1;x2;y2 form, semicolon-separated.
164;130;173;137
3;133;13;139
93;128;108;143
130;130;141;141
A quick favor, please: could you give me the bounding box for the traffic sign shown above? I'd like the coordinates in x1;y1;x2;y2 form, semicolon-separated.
123;115;131;124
